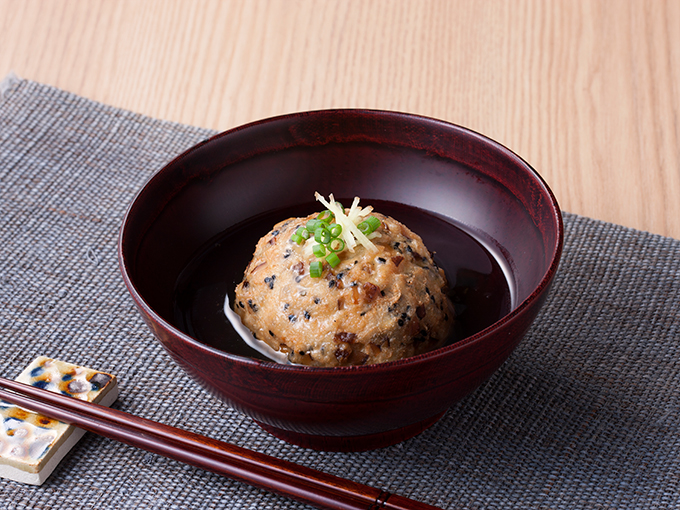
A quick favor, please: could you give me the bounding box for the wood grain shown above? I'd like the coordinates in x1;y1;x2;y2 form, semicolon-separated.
1;0;678;238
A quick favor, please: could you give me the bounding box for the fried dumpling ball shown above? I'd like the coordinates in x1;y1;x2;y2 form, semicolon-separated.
233;197;455;367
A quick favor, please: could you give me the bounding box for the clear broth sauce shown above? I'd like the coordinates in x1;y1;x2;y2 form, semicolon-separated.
173;200;513;362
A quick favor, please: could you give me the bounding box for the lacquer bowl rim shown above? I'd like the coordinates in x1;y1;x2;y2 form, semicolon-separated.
118;108;564;375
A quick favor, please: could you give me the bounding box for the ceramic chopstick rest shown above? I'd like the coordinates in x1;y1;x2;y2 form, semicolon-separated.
0;356;118;485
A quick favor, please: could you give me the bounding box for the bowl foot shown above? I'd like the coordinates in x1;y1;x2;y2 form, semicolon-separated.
255;411;445;452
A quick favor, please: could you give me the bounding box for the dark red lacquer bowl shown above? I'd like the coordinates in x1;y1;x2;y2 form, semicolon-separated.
118;110;563;451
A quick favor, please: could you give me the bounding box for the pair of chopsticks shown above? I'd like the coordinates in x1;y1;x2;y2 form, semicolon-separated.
0;376;442;510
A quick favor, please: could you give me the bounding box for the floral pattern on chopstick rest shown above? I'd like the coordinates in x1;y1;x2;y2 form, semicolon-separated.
0;356;119;485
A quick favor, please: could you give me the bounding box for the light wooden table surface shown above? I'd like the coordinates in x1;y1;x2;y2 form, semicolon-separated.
2;0;679;239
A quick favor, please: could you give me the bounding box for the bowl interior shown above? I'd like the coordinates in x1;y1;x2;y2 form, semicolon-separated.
121;110;561;363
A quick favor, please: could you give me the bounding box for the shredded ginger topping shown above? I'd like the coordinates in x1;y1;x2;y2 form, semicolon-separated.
314;192;379;253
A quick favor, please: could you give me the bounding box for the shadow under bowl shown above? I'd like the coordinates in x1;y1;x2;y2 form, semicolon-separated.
119;109;563;451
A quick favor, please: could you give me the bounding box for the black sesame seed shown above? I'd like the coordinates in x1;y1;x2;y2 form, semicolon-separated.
238;301;245;308
303;311;311;320
398;319;405;327
264;275;276;289
247;299;258;312
269;330;275;336
328;280;336;289
271;229;280;236
313;297;321;304
283;303;290;310
288;314;297;322
283;249;292;259
377;257;386;264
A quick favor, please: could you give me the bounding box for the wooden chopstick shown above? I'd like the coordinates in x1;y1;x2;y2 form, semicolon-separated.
0;376;442;510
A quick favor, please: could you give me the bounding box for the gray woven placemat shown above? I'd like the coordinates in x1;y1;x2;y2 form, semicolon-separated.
1;76;679;510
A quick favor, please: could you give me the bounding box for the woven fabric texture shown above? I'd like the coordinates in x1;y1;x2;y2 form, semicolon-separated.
1;78;679;509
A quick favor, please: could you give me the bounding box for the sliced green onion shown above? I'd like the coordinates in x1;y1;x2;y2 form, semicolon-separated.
358;215;381;234
317;210;334;221
329;223;342;238
310;260;323;278
335;201;345;212
312;244;327;258
365;215;381;231
295;226;311;240
291;233;304;245
329;238;345;252
326;252;341;267
314;227;331;244
306;218;326;233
